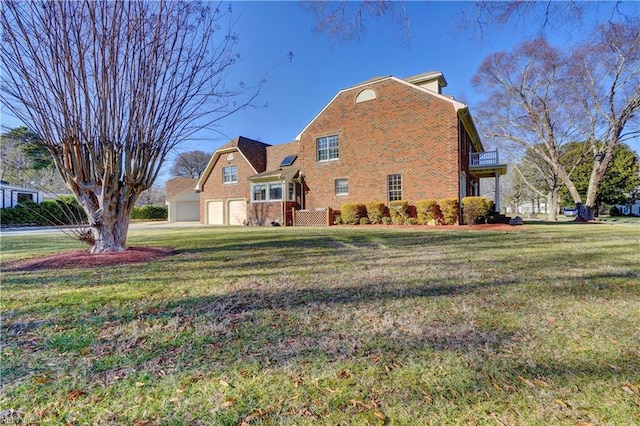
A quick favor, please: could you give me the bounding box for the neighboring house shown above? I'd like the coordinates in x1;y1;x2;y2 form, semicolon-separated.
196;71;507;226
615;200;640;216
0;180;43;208
165;177;200;222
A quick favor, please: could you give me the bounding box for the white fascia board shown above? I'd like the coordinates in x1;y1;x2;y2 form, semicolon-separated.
194;144;259;192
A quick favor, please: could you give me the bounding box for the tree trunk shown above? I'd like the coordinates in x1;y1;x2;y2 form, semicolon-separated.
578;156;608;222
546;189;559;221
74;183;138;253
90;210;131;253
575;203;594;222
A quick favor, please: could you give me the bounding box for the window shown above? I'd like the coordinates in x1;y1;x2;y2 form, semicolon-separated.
288;183;295;201
317;135;339;162
269;183;282;200
252;183;266;201
252;182;284;202
17;193;34;204
355;88;376;103
335;178;348;195
222;165;237;184
387;174;402;201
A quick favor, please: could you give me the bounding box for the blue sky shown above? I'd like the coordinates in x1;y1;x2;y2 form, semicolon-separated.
183;1;639;160
191;1;528;151
2;1;638;177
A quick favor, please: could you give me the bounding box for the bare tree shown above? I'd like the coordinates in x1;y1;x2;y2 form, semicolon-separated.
302;0;410;44
1;1;260;252
473;23;640;221
136;183;166;207
170;150;212;179
564;23;640;219
302;1;638;45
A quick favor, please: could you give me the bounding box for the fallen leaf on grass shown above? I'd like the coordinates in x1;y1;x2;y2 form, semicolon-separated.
555;399;568;409
518;376;536;388
67;389;87;401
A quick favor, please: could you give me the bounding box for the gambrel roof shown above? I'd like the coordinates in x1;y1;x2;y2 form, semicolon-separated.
195;136;270;192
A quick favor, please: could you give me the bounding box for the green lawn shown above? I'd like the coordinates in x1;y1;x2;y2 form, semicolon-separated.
1;224;639;425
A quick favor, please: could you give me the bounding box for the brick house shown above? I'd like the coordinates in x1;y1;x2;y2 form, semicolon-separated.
196;71;506;225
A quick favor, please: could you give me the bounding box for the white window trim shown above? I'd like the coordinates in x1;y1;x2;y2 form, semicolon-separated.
222;165;238;184
317;134;339;162
387;174;403;202
335;178;349;196
251;182;285;203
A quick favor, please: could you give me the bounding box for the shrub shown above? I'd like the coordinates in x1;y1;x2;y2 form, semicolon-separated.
359;217;370;225
334;214;343;225
0;198;86;227
439;198;459;225
388;200;410;225
131;204;168;220
381;216;392;225
462;196;491;225
366;202;388;224
340;203;367;225
416;199;441;225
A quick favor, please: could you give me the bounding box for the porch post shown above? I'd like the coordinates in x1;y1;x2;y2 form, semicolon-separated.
494;172;500;213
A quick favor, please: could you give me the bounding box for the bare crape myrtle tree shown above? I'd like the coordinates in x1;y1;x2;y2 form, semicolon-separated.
1;1;260;253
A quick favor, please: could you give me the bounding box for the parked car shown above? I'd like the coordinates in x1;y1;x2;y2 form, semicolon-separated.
563;207;577;217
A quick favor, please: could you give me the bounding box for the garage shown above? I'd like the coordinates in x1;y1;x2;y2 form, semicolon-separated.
206;200;224;225
228;199;247;225
175;201;199;221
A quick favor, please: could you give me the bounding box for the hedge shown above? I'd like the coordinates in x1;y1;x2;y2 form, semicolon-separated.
340;203;367;224
366;202;388;224
461;196;491;225
388;200;410;225
0;198;87;227
439;198;459;225
416;199;441;225
131;204;168;220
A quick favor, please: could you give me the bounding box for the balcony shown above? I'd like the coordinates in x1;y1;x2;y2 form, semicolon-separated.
469;150;507;177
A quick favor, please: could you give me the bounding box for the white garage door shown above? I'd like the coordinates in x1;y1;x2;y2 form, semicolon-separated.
206;200;223;225
176;201;200;221
228;199;246;225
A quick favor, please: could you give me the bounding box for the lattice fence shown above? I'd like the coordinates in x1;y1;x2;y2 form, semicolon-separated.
293;208;336;227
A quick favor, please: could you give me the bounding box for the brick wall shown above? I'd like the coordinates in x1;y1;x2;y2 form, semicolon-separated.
198;149;255;223
247;201;296;226
298;78;462;211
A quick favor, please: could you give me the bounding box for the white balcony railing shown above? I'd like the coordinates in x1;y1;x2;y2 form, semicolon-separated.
469;150;500;167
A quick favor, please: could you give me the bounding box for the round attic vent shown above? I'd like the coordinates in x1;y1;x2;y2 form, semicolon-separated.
226;153;234;161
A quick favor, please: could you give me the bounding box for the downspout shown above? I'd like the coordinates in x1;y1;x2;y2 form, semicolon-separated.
300;173;305;210
281;175;285;226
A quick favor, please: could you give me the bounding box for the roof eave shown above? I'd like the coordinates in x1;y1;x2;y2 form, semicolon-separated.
457;107;484;153
195;143;260;192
